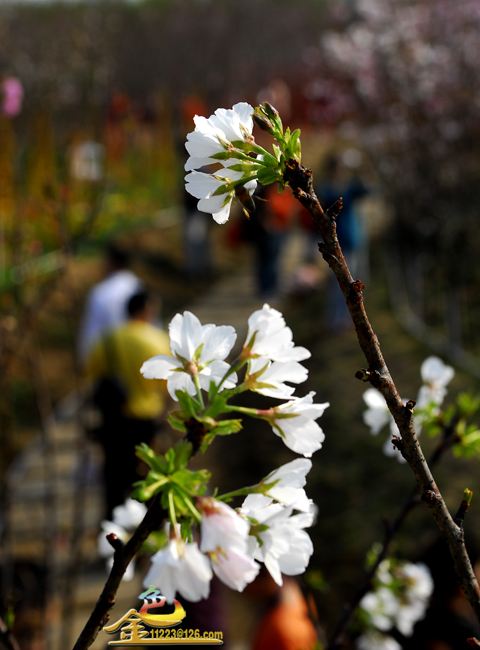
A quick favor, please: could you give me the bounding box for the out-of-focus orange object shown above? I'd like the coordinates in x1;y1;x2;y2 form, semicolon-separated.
252;578;319;650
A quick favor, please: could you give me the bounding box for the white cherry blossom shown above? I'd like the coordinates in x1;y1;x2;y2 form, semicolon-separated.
185;169;256;224
243;304;311;363
199;498;250;554
417;356;454;409
270;392;329;457
264;458;312;512
143;539;212;603
357;632;402;650
363;388;392;436
209;102;255;144
241;494;315;586
360;559;433;638
360;587;400;631
401;561;434;600
98;499;148;582
363;388;407;463
141;311;237;400
245;357;309;399
208;547;260;592
111;498;147;530
185;102;254;171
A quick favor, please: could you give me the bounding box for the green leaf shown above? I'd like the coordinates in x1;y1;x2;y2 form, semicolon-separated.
180;520;193;543
200;433;216;453
207;390;233;418
457;392;480;418
142;530;168;555
175;390;199;417
173;440;193;470
165;448;176;474
257;166;282;185
212;184;230;197
209;151;231;160
208;380;217;402
304;569;329;593
227;163;261;173
132;476;170;501
214;419;243;436
167;411;187;433
135;443;168;474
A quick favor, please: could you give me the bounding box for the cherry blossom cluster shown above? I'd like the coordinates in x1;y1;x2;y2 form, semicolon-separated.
115;305;329;602
141;303;329;457
357;557;433;649
142;459;315;602
184;101;301;224
362;356;454;462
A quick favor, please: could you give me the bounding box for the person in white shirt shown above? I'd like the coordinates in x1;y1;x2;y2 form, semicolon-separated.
77;244;143;365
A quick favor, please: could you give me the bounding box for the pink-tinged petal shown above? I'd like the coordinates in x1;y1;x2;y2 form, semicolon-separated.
211;548;260;591
199;499;250;553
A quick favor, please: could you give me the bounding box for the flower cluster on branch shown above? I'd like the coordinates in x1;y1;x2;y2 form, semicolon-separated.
114;305;329;602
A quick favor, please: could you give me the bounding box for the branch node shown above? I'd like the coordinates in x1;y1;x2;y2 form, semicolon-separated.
317;242;338;264
106;533;124;552
453;489;473;528
355;368;372;382
349;280;365;304
405;400;416;414
326;198;343;220
184;418;208;455
392;435;404;454
421;490;438;506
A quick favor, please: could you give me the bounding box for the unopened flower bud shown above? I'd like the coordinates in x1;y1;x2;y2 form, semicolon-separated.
253;111;275;134
262;102;280;119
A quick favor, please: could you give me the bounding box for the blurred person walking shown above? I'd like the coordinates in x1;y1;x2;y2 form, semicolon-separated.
77;243;143;365
245;184;298;299
316;152;368;331
86;290;170;519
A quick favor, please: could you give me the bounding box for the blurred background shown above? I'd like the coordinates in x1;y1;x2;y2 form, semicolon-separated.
1;0;480;648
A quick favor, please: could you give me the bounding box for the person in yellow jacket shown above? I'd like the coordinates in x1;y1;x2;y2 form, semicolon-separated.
86;289;171;518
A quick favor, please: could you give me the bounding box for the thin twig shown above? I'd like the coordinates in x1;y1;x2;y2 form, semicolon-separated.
72;496;168;650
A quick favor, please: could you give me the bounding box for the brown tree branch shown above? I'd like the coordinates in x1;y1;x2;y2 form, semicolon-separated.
284;159;480;630
71;497;168;650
